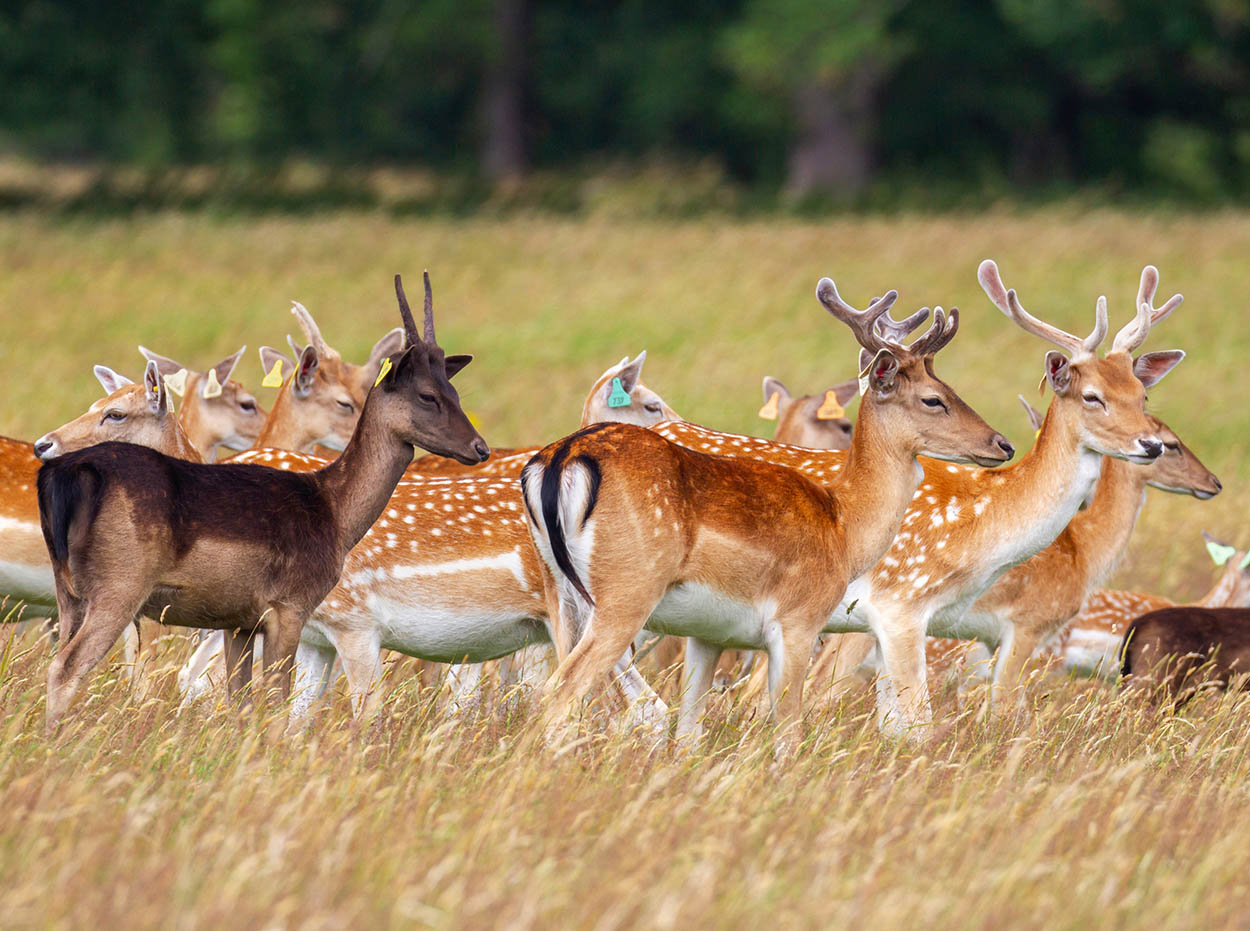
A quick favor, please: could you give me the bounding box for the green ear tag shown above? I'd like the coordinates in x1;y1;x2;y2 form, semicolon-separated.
1206;540;1236;566
1239;551;1250;570
607;377;631;408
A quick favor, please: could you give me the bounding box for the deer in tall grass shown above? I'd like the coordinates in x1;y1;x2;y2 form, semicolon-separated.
523;278;1013;746
37;273;487;729
180;352;684;716
1120;605;1250;707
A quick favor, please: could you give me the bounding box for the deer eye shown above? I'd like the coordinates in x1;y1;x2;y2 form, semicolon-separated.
921;397;946;411
336;399;354;413
644;402;662;414
1164;441;1179;452
418;392;437;405
1082;392;1106;409
102;410;126;423
239;400;257;413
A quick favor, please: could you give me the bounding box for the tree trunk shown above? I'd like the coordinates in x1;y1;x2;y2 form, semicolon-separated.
481;0;529;181
786;69;877;198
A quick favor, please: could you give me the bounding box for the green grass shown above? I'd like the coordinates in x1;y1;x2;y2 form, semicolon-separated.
2;207;1250;926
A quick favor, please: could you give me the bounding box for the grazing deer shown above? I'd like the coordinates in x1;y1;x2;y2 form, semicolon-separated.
523;278;1013;746
37;273;487;729
411;351;679;476
1038;532;1250;680
635;261;1178;735
180;352;684;715
1120;606;1250;707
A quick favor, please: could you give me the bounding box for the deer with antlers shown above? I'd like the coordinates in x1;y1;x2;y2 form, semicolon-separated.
37;273;487;729
522;278;1013;746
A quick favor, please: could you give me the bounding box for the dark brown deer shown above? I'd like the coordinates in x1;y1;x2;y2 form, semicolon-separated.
37;273;488;729
1121;607;1250;707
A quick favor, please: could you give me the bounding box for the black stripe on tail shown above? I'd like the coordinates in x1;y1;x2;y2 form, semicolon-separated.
37;460;102;566
538;441;602;607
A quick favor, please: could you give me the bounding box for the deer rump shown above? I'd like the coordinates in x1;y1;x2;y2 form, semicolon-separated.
1121;606;1250;701
38;441;340;630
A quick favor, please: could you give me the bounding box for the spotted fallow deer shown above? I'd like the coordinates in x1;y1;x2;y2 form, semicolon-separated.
523;278;1013;746
411;351;680;476
37;273;487;729
1035;532;1250;680
180;351;684;715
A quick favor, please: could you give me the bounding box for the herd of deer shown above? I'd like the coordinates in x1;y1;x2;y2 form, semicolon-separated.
6;260;1249;748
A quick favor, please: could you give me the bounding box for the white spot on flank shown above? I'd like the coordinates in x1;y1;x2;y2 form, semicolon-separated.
930;512;944;527
973;500;986;516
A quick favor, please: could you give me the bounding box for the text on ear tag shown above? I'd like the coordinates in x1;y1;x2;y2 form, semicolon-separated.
758;392;780;420
374;356;393;387
816;390;845;420
262;359;285;388
202;369;223;399
608;377;632;408
1206;540;1236;566
163;368;188;397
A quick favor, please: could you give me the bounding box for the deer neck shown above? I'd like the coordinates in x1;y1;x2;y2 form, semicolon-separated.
176;396;218;462
255;383;315;453
315;397;412;555
1064;457;1148;588
829;399;923;577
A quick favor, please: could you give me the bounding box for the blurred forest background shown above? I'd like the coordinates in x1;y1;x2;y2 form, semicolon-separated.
3;0;1250;211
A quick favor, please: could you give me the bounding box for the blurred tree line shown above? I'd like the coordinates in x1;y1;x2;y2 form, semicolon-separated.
3;0;1250;201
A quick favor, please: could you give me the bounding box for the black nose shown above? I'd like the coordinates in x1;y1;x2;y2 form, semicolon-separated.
1141;438;1163;459
994;435;1015;458
473;439;490;462
1213;477;1223;492
34;440;53;458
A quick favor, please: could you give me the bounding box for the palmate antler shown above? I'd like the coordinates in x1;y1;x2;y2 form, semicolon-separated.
816;278;898;352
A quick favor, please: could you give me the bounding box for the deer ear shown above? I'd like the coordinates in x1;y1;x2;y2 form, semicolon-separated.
832;378;859;407
864;348;899;397
259;347;295;387
617;352;647;393
1043;351;1072;395
143;360;168;415
1134;350;1184;388
367;328;405;376
210;346;245;391
293;345;320;399
1017;393;1044;432
137;346;184;377
93;365;133;395
444;354;473;380
761;376;791;406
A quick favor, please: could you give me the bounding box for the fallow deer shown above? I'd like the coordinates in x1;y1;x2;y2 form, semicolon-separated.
1121;606;1250;707
37;273;487;729
411;351;679;476
758;376;858;449
1038;532;1250;680
523;278;1013;746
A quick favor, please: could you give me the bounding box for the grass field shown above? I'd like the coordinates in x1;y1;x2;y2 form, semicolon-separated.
2;207;1250;927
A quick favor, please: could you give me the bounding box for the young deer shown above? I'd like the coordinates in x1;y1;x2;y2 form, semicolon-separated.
1038;532;1250;680
37;273;487;728
411;351;679;476
758;376;859;449
181;352;684;715
523;278;1013;745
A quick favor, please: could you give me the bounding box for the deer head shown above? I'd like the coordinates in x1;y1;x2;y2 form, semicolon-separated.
1137;416;1221;499
979;260;1179;464
138;345;266;456
367;272;489;464
816;278;1014;467
34;361;193;461
581;351;680;427
759;376;858;449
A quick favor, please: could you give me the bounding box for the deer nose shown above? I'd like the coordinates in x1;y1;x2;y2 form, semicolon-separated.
1139;437;1163;460
33;437;55;459
993;434;1015;459
1213;477;1224;493
472;438;491;462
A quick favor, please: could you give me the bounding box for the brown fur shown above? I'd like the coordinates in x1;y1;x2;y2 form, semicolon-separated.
1121;607;1250;706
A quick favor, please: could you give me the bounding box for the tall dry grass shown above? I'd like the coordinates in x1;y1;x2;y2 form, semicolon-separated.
3;208;1250;926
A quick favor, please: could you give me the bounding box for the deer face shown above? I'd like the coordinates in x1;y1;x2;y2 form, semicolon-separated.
35;362;178;460
259;343;368;452
1052;353;1164;464
1144;419;1221;499
762;377;856;450
582;352;680;427
139;345;267;454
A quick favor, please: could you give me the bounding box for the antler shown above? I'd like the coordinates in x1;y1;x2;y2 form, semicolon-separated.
815;278;898;352
1111;265;1182;355
908;306;960;357
290;302;331;356
395;274;420;348
873;305;931;345
423;270;436;345
978;259;1107;358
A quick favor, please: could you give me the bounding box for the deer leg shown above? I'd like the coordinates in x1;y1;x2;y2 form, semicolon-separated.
289;640;337;725
808;632;876;702
178;631;226;708
870;608;932;739
222;628;256;699
325;627;384;720
676;637;722;743
46;593;144;730
764;618;824;757
987;622;1040;713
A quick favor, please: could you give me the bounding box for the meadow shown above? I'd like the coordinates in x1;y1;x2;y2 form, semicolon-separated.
2;207;1250;927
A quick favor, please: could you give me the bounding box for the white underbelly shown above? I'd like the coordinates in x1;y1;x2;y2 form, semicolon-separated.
647;583;771;649
372;597;548;664
0;560;56;611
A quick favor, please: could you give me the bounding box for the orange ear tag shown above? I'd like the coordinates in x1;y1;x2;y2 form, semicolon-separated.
758;392;780;420
816;390;845;420
262;359;285;388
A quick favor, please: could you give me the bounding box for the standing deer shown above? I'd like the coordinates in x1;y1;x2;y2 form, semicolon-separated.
37;273;487;729
523;278;1013;746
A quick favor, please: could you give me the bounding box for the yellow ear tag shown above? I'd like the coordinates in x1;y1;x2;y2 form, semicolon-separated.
163;368;188;397
816;390;845;420
202;368;223;399
1034;428;1042;442
467;410;482;429
262;359;285;388
374;356;393;387
758;392;780;420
